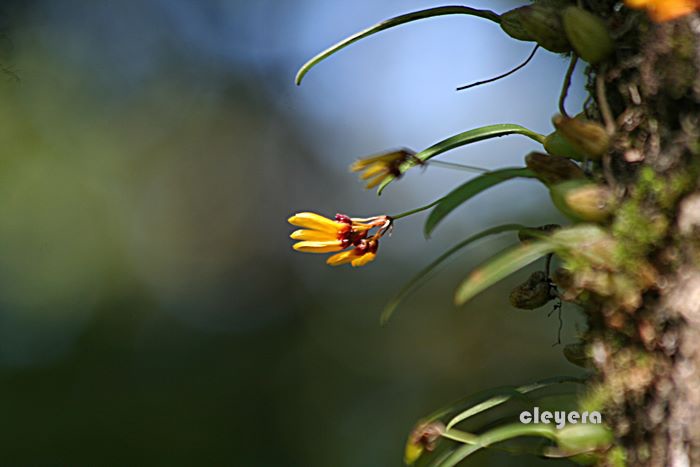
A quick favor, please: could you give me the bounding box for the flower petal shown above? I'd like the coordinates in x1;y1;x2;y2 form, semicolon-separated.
360;164;387;180
351;252;376;267
350;222;373;232
288;212;345;233
326;250;356;266
350;151;407;171
625;0;699;21
365;174;387;189
650;0;697;21
290;229;337;241
293;240;344;253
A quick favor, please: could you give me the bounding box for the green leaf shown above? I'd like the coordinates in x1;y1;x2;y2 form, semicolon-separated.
440;428;479;445
424;440;543;467
409;376;583;466
445;376;582;430
424;168;536;237
454;240;554;306
417;386;528;429
425;447;460;467
378;125;545;194
414;376;582;428
436;424;558;467
295;6;500;85
381;224;525;325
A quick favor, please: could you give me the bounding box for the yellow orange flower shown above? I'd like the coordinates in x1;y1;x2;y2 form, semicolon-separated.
288;212;351;253
625;0;699;22
288;212;391;267
327;239;378;267
350;149;417;189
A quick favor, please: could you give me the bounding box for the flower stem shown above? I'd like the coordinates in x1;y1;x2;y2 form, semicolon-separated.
558;54;579;118
391;198;444;220
427;160;488;173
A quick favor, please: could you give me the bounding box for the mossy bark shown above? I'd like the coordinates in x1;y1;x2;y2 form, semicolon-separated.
571;4;700;466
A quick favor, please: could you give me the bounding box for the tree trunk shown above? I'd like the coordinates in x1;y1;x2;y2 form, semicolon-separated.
577;3;700;466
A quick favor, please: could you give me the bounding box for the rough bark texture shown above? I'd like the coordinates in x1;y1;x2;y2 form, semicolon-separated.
572;3;700;466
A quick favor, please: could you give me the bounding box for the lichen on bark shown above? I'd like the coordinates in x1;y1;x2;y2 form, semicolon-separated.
564;3;700;465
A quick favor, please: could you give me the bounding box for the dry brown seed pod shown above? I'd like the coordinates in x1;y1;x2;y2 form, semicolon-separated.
552;115;610;159
525;152;586;185
509;271;554;310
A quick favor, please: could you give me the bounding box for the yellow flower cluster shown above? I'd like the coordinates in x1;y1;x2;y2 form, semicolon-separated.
625;0;699;22
288;212;391;267
350;149;416;189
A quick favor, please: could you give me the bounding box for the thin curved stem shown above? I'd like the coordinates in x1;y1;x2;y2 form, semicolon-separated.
596;69;615;134
457;45;539;91
427;160;488;173
558;54;579;118
390;198;444;220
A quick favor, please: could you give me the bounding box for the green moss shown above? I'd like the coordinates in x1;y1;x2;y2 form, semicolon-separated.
637;166;693;210
578;384;611;413
690;138;700;157
612;167;692;268
665;24;697;98
605;446;627;467
612;200;667;267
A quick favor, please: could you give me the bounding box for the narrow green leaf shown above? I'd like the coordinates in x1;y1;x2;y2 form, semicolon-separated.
411;376;583;466
441;428;479;445
454;240;554;306
377;124;545;194
418;386;526;429
424;168;536;237
445;376;582;430
415;376;582;428
426;447;460;467
425;440;544;467
295;6;500;85
437;424;558;467
381;224;525;325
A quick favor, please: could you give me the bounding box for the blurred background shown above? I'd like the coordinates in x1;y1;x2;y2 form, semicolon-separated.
0;1;589;465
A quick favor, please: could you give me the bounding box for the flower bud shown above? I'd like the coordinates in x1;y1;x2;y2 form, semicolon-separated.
543;130;587;161
552;115;610;160
555;423;613;456
525;152;586;185
500;6;535;41
502;4;571;53
563;343;589;367
522;4;572;53
404;422;444;465
550;180;615;223
509;271;553;310
563;7;614;64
